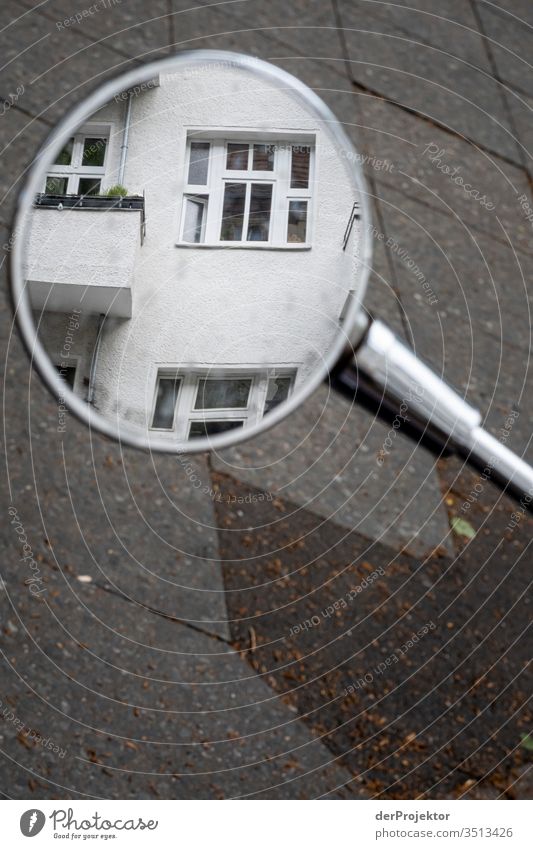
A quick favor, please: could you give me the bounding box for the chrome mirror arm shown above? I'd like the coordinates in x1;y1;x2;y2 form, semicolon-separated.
330;315;533;506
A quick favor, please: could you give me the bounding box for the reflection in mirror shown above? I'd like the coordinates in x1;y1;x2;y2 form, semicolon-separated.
20;53;367;450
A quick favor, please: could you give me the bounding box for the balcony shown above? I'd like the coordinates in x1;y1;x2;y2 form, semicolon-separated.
25;194;145;319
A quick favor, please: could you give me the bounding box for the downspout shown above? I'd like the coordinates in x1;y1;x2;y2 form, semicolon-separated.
118;91;133;187
87;313;106;406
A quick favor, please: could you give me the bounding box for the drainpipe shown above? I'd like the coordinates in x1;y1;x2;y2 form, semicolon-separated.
118;91;133;187
87;313;106;406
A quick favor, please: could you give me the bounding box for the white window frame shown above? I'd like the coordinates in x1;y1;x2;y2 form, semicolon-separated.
149;367;297;439
178;133;314;248
44;124;111;194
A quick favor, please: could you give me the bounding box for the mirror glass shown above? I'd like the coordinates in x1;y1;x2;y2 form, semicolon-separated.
12;51;371;453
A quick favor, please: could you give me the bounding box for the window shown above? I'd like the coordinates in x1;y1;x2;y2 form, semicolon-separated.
151;376;182;429
183;196;208;242
180;136;314;246
150;369;296;438
44;128;109;195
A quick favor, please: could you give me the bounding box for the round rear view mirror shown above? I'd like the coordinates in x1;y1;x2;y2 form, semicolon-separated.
10;50;371;454
9;49;533;504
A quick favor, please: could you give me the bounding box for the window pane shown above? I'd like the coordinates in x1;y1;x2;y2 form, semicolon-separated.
220;183;246;241
188;142;210;184
55;364;76;390
189;420;244;438
252;144;275;171
45;176;69;194
226;143;249;170
287;200;308;243
264;377;292;414
151;377;181;429
290;145;310;189
194;378;252;409
247;184;272;241
82;137;107;167
183;196;206;243
78;178;101;196
54;138;74;166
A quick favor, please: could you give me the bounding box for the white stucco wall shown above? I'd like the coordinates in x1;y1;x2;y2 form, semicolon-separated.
30;61;365;435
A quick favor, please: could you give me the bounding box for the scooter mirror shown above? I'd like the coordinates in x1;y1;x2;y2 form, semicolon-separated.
10;50;371;454
10;49;533;504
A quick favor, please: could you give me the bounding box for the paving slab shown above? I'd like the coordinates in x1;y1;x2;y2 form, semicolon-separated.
356;0;492;68
16;0;170;60
0;576;358;798
0;0;142;125
504;87;533;180
212;377;453;560
375;182;533;357
337;0;521;163
215;471;533;799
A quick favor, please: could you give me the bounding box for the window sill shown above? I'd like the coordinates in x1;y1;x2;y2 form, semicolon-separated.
175;241;311;251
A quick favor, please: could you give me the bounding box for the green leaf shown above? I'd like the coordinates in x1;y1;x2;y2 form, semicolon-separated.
450;517;476;539
520;733;533;752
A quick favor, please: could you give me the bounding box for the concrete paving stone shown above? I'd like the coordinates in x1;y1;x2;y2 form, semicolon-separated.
212;377;453;560
3;369;232;639
375;183;533;355
216;472;533;799
166;1;353;104
354;0;492;68
476;2;533;99
0;579;357;798
15;0;170;60
0;108;52;227
346;93;533;257
363;203;410;338
337;0;521;163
